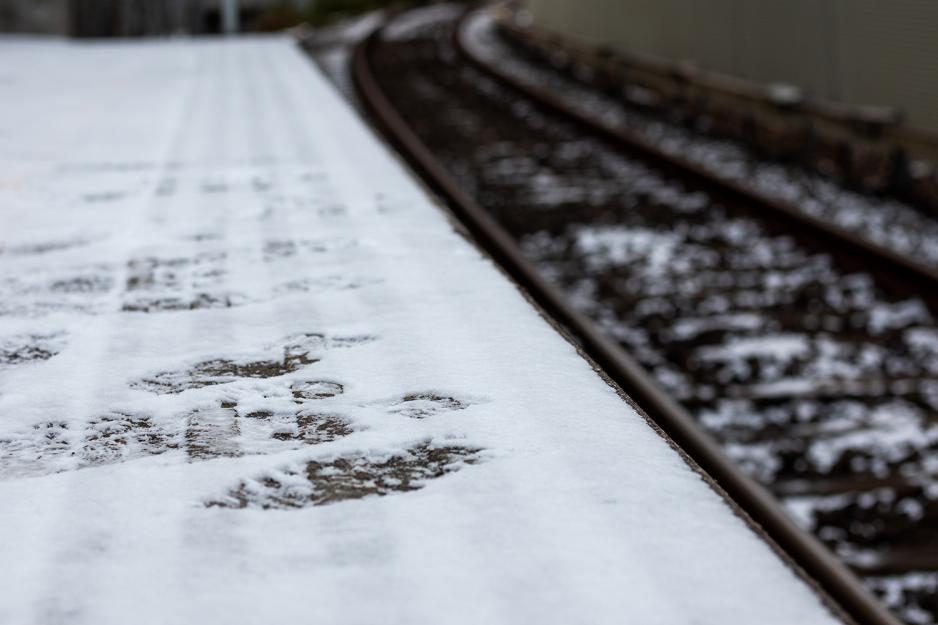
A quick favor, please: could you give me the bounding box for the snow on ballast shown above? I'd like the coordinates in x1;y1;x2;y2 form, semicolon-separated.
0;36;840;625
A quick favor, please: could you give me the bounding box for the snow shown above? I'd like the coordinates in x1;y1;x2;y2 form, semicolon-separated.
867;572;938;625
381;3;464;41
698;334;811;364
0;36;841;625
574;226;680;275
301;11;384;104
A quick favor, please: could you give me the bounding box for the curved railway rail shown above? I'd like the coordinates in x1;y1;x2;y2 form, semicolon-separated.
347;7;938;625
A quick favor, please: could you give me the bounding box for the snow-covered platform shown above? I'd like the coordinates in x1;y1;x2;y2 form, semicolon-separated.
0;36;839;625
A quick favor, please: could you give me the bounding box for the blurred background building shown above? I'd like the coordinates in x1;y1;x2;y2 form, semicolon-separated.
527;0;938;132
0;0;368;37
0;0;70;34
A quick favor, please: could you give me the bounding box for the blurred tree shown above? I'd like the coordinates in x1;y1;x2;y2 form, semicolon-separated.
253;0;470;29
309;0;396;24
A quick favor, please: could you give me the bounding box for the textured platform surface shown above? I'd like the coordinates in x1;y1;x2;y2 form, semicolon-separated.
0;36;839;625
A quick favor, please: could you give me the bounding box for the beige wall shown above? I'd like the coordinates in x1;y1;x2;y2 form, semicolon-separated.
526;0;938;131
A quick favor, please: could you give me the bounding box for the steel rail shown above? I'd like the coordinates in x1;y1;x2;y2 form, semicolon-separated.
454;9;938;311
351;15;903;625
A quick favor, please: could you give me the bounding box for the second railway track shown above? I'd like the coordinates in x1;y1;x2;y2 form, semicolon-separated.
347;6;938;624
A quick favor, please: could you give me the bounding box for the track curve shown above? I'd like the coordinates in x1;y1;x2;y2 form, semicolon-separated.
350;9;905;625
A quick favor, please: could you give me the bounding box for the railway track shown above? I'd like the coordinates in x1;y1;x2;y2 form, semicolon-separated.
459;9;938;272
347;7;938;625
